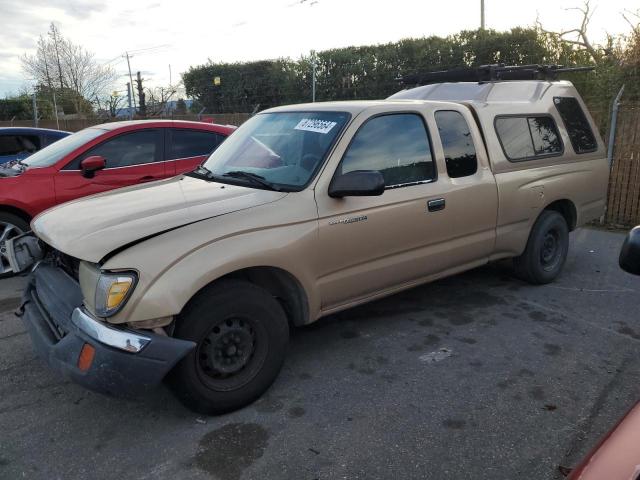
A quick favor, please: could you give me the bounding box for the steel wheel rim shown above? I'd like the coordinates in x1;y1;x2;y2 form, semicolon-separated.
195;315;268;392
540;229;562;271
199;318;256;378
0;221;24;275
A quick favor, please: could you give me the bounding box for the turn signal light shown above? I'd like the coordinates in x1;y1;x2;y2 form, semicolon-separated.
78;343;96;372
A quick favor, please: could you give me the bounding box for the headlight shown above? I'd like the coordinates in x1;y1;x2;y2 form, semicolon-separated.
95;271;137;317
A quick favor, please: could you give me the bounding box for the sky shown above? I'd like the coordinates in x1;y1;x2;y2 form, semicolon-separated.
0;0;637;97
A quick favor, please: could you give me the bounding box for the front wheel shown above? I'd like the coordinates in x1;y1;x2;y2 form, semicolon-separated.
513;210;569;285
168;280;289;415
0;213;29;278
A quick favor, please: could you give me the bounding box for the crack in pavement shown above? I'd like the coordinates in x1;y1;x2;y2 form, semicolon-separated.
517;297;640;344
0;331;27;341
551;355;635;479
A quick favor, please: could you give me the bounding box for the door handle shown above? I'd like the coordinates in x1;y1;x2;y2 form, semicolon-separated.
427;198;446;212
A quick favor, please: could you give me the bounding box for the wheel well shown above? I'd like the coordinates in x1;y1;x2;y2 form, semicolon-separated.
0;206;31;225
205;267;309;327
544;200;577;231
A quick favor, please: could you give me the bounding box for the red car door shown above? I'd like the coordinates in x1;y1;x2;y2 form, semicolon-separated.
54;129;166;204
165;128;225;176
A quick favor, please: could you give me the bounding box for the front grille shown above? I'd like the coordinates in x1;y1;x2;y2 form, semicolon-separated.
37;241;80;281
52;249;80;280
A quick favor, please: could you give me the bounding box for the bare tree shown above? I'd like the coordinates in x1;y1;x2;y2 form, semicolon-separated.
537;1;603;63
21;23;118;114
621;9;640;65
145;86;177;116
97;92;125;118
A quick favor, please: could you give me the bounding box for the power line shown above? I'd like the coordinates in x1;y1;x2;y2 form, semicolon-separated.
127;44;171;55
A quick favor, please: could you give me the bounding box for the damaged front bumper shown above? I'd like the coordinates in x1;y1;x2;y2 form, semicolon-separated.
20;262;195;396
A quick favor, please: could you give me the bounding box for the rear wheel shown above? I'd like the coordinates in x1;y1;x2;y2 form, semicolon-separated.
513;210;569;285
0;213;29;278
168;279;289;415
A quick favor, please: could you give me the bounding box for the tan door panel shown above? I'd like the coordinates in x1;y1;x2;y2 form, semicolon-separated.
314;104;498;310
316;183;455;308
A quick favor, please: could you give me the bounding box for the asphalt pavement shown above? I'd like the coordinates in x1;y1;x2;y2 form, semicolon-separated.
1;227;639;480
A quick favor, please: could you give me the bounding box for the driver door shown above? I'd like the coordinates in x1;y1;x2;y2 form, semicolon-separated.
54;129;166;204
315;111;456;309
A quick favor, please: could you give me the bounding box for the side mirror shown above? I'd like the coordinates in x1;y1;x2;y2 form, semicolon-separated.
80;155;106;179
620;226;640;276
329;170;385;198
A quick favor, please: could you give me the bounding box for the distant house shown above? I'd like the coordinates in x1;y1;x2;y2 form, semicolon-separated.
164;99;193;114
114;106;135;118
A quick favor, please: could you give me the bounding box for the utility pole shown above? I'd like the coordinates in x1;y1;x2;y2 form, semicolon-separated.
52;91;60;129
124;52;137;112
311;50;317;102
32;93;38;127
126;82;133;120
169;64;172;87
480;0;485;29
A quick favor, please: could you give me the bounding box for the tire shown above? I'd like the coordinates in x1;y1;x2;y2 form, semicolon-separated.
513;210;569;285
168;279;289;415
0;212;30;278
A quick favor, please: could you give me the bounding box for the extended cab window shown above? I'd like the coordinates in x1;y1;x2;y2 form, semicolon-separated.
340;113;435;188
435;111;478;178
168;129;223;160
553;97;598;153
65;129;162;170
495;116;562;161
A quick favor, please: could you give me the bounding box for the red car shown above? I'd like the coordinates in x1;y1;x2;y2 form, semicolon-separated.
0;120;235;275
567;226;640;480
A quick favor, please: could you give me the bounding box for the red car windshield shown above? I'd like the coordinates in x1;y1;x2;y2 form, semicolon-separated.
22;127;106;168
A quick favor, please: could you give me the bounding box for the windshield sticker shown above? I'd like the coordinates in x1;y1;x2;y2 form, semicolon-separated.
294;118;337;134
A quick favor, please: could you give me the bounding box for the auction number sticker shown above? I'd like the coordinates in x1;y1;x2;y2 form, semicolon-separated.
294;118;337;134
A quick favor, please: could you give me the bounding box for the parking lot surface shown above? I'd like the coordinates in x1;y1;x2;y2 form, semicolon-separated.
1;227;639;480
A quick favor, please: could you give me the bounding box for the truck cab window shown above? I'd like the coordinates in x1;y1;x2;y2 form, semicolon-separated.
495;115;562;161
435;110;478;178
553;97;598;153
339;113;435;188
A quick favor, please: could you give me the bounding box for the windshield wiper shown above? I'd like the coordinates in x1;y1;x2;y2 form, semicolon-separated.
222;171;281;191
189;165;215;180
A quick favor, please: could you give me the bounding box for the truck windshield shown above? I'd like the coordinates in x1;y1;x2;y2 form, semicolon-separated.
22;127;106;168
201;111;350;191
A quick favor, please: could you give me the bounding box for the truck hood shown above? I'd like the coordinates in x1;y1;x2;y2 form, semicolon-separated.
32;175;287;262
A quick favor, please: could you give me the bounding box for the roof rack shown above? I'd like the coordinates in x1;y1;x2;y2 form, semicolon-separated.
400;64;595;86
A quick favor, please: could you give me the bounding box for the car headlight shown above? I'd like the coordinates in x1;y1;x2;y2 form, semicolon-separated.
95;271;137;317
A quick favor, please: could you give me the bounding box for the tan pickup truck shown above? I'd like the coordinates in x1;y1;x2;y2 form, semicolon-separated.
11;79;608;414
